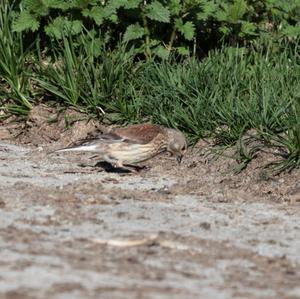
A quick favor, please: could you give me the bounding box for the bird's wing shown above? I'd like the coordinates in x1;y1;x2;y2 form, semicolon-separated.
113;123;163;144
50;133;132;154
50;123;164;154
76;133;130;146
79;133;127;145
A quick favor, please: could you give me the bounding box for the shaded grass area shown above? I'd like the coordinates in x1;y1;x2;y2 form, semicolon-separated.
0;2;33;115
133;47;300;173
0;4;299;173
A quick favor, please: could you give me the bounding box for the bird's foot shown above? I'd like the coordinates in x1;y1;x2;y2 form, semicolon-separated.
114;161;124;169
124;164;148;173
94;161;131;173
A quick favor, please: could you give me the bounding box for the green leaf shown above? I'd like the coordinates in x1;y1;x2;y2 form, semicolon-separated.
45;17;82;38
145;1;170;23
281;24;300;37
175;19;195;41
81;35;104;57
181;21;195;41
152;45;169;59
106;0;127;10
149;39;160;47
169;0;182;16
82;7;104;25
176;46;190;56
45;0;77;10
108;14;118;23
101;1;119;23
12;11;40;32
219;25;231;35
197;1;218;20
101;0;126;21
215;4;228;22
240;21;257;37
229;0;247;23
22;0;49;16
123;23;145;42
124;0;142;9
76;0;98;7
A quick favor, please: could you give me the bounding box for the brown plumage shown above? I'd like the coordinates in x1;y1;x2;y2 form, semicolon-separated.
53;123;187;170
112;123;164;144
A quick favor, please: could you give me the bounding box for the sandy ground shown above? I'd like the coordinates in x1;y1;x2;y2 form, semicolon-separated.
0;106;300;299
0;139;300;299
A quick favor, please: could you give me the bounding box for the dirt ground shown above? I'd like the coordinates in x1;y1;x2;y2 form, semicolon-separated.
0;105;300;299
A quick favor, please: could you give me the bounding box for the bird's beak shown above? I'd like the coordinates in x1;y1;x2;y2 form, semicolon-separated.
176;154;183;164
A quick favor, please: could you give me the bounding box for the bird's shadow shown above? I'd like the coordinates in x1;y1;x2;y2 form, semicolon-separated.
94;161;132;173
78;161;147;174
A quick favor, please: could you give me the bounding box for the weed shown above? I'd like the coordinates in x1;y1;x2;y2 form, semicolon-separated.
0;1;33;115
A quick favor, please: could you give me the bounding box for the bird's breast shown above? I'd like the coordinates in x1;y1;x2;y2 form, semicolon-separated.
110;143;165;164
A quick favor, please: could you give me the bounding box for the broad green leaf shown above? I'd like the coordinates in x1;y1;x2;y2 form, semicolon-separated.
145;1;170;23
108;14;118;23
152;45;169;59
181;21;195;40
149;39;160;46
45;0;77;10
219;25;231;35
101;2;120;23
12;11;40;32
229;0;247;23
123;23;145;42
82;36;103;57
169;0;182;16
75;0;98;7
240;21;257;37
22;0;49;15
281;24;300;37
124;0;142;9
82;7;104;25
197;1;218;20
175;19;195;41
215;4;228;22
265;0;277;9
102;2;118;18
176;46;190;56
45;17;82;38
105;0;129;11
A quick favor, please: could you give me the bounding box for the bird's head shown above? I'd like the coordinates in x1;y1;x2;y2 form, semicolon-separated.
165;129;187;164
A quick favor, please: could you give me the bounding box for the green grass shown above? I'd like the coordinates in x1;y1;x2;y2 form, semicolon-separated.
0;1;33;115
0;18;299;173
131;46;300;172
34;34;139;122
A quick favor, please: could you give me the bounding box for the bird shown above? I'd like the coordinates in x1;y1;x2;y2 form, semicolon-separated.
52;123;187;171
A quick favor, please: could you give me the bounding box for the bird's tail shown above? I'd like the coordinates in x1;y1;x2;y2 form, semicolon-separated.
50;144;99;154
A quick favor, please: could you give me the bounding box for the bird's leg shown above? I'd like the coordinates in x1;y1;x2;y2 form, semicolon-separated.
112;160;139;173
124;164;148;173
88;155;99;160
113;161;147;173
114;160;124;169
166;151;173;157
